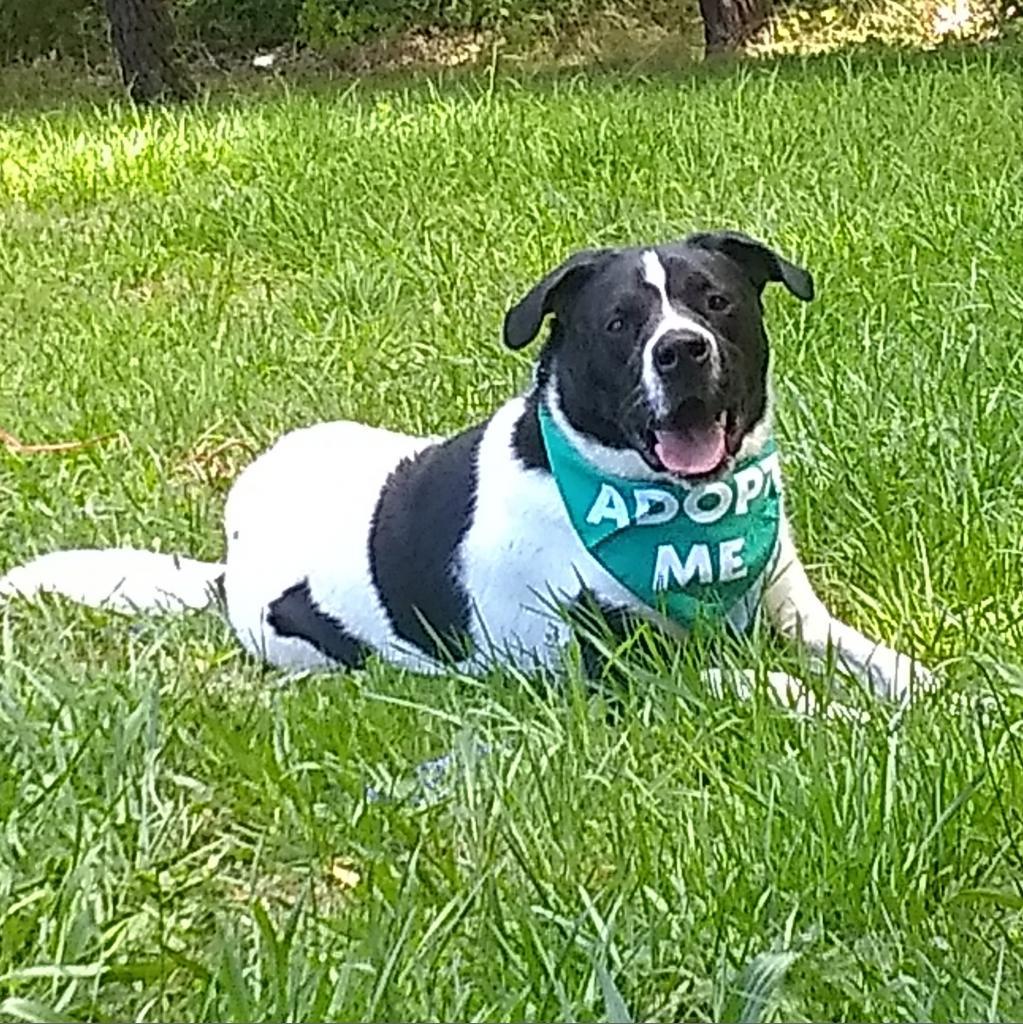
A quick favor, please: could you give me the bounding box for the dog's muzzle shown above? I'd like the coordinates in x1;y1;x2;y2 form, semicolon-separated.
639;327;730;479
651;329;713;377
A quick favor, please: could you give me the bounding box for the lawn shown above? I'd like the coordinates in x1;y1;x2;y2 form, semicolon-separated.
2;42;1023;1022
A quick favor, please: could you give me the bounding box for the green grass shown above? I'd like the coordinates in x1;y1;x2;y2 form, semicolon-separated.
2;42;1023;1022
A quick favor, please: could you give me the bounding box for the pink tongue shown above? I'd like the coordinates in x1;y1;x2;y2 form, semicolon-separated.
654;423;726;476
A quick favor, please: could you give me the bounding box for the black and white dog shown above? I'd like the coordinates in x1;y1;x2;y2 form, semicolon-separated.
0;231;933;705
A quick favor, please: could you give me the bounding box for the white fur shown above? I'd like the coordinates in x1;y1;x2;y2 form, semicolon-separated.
219;400;659;679
734;387;775;465
762;519;935;701
222;420;441;673
701;668;868;721
458;398;650;672
0;548;222;613
0;242;933;707
0;401;933;704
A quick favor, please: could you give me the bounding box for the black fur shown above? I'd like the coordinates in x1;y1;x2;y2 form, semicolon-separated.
267;579;369;668
569;595;639;683
686;230;814;301
511;390;550;472
566;594;642;722
503;248;615;351
213;571;228;610
504;232;813;471
369;425;484;660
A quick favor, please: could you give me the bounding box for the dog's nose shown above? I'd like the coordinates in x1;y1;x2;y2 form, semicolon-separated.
652;331;711;374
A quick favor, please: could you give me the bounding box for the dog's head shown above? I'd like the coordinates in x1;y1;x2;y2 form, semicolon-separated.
505;231;813;479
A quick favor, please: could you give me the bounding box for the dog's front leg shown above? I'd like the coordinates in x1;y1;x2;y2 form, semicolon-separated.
762;518;934;702
700;667;866;720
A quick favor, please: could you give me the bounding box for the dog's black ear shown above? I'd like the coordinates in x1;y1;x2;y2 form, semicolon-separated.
686;230;814;302
504;248;613;350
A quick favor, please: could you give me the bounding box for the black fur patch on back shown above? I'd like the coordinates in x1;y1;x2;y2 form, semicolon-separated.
369;425;484;660
267;579;369;668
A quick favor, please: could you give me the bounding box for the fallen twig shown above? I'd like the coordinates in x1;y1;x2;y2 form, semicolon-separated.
0;427;117;455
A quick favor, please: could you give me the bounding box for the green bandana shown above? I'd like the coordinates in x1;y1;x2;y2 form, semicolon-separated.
538;404;782;634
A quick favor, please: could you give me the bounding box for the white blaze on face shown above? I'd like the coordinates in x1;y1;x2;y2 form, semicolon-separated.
640;250;719;418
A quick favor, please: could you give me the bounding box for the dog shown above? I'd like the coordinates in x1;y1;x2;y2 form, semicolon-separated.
0;231;933;707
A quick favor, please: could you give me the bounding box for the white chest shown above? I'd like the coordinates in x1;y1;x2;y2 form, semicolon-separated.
457;400;647;670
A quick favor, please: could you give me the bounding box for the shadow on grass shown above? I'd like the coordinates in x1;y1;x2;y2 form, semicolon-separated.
2;30;1022;118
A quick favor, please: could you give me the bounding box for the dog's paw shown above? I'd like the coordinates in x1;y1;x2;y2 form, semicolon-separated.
859;646;937;703
946;689;1000;725
705;669;866;722
764;671;869;723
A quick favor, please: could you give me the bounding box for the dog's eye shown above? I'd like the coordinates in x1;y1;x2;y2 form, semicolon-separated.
606;317;625;333
707;294;730;312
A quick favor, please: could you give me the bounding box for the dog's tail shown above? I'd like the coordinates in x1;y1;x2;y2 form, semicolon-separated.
0;548;225;614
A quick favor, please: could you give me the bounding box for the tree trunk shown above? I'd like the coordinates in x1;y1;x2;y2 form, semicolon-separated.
104;0;193;103
698;0;772;54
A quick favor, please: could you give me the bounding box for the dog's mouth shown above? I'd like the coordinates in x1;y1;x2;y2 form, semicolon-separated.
642;399;742;480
